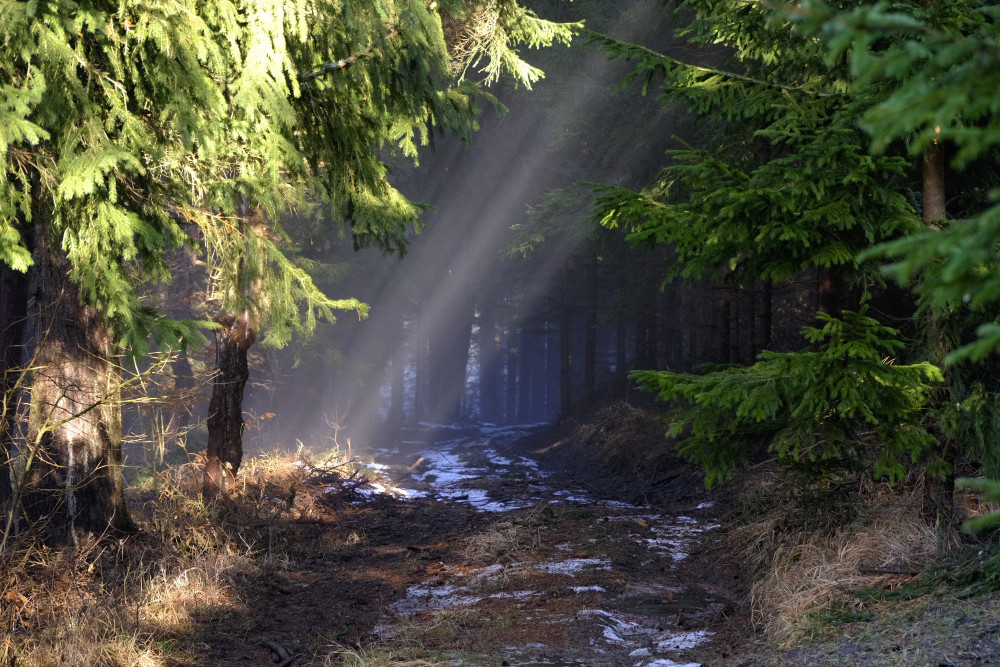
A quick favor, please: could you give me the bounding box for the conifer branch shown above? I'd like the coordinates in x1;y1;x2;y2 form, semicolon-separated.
586;30;841;98
299;28;400;82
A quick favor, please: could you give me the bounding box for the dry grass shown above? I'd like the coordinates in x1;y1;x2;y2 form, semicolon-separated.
323;642;457;667
0;448;362;666
459;519;536;565
746;480;939;646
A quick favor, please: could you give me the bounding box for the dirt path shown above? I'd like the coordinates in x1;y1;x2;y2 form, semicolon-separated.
190;423;744;666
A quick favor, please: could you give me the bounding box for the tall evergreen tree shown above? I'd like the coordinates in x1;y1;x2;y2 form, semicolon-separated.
589;0;955;486
0;0;574;540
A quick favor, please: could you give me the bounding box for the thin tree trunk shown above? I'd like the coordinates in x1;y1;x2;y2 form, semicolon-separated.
817;265;845;319
505;331;518;424
728;283;740;364
517;327;531;423
414;310;429;422
478;297;503;424
528;328;547;422
0;262;30;518
427;297;475;424
546;319;560;422
204;311;256;500
759;279;773;351
584;256;598;407
559;261;572;418
921;138;957;544
21;231;134;544
388;311;404;426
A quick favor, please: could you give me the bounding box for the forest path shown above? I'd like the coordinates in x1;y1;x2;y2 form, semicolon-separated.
193;423;738;667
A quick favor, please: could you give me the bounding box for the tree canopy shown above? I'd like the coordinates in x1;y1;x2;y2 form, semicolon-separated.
588;0;1000;489
0;0;576;352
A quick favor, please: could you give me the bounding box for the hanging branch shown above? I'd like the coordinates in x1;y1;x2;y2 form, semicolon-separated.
586;29;842;98
299;28;401;82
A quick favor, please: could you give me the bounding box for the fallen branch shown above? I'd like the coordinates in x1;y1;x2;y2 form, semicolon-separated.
261;639;298;667
858;567;920;576
344;472;383;494
405;456;426;474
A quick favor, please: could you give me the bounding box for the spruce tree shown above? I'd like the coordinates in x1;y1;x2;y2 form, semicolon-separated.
0;0;575;540
784;0;1000;532
786;1;1000;361
589;0;950;486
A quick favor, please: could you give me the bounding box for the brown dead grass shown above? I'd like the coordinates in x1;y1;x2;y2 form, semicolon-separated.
459;519;537;566
324;645;455;667
0;447;371;666
746;479;939;646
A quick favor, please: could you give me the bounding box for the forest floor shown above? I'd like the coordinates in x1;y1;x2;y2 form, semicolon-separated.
171;408;1000;666
4;404;1000;665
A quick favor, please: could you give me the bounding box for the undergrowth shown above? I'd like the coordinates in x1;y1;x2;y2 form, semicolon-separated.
732;462;1000;648
0;448;362;666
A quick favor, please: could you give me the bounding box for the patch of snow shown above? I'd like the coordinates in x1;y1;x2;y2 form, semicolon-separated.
603;626;625;642
594;499;640;509
694;502;714;509
483;449;515;466
535;558;612;575
570;585;606;593
655;630;713;652
489;590;538;599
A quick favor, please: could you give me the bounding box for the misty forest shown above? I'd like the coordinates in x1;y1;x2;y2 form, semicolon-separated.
5;0;1000;665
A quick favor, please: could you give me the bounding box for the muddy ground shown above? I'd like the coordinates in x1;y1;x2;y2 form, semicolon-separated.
185;416;1000;667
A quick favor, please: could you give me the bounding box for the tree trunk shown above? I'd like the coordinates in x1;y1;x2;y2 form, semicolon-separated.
414;311;429;422
921;138;957;545
204;311;256;500
388;311;405;426
559;261;572;418
0;262;30;519
426;297;475;424
504;328;518;423
635;285;657;369
759;279;773;351
20;231;134;544
545;319;560;422
728;283;740;364
517;327;531;423
478;297;503;424
817;265;845;319
583;256;598;407
615;273;629;388
528;328;547;422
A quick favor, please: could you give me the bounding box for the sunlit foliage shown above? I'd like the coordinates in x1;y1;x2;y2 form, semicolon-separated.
635;310;942;487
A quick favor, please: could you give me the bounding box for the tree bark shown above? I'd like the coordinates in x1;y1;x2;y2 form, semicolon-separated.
728;283;740;364
517;327;531;423
204;311;256;500
759;279;773;351
21;231;134;544
583;256;598;407
426;297;475;424
387;310;405;426
559;260;572;418
817;265;845;319
505;331;519;424
921;138;957;544
0;262;30;518
478;297;503;424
